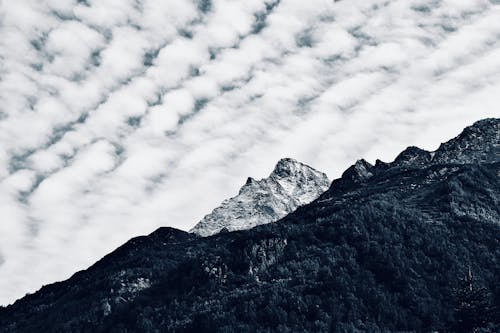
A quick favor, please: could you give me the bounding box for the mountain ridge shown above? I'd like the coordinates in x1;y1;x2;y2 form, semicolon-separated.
0;118;498;333
329;118;499;189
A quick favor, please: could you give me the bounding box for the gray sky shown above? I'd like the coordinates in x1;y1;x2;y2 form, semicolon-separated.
0;0;499;305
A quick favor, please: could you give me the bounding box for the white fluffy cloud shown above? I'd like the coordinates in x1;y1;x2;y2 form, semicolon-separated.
0;0;499;305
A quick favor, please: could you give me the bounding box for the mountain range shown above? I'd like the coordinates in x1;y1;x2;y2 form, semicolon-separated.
0;118;498;333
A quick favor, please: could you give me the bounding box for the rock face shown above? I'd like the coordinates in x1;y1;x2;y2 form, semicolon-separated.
190;158;330;236
432;118;499;164
0;118;498;333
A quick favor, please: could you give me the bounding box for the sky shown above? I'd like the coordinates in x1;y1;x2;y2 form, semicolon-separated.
0;0;499;305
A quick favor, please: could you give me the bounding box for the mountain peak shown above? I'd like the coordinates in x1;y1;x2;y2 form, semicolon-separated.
245;177;256;185
432;118;499;164
341;159;374;182
190;158;330;236
393;146;432;167
270;158;307;178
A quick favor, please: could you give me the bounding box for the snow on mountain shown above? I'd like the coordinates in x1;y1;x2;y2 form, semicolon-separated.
190;158;330;236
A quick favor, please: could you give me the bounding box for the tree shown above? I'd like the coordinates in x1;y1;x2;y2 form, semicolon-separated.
452;267;493;333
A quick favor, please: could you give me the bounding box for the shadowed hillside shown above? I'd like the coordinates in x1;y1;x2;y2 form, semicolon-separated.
0;119;498;333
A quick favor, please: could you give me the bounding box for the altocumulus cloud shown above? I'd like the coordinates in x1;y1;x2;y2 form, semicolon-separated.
0;0;499;305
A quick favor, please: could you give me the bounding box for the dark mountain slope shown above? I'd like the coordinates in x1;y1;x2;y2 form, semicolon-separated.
0;118;499;333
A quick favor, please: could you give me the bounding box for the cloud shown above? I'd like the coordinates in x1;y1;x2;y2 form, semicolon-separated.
0;0;499;305
44;21;106;78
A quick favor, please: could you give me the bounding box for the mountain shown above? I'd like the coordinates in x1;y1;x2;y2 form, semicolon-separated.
0;118;498;333
190;158;330;236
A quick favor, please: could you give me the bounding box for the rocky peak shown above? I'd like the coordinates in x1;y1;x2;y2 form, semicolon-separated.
270;158;306;178
393;146;432;167
341;159;374;183
190;158;330;237
270;158;331;205
432;118;499;164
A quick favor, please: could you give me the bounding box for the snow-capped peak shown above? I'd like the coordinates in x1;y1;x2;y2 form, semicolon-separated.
190;158;330;237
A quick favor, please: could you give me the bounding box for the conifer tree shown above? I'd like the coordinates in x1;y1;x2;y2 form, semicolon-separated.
453;267;493;333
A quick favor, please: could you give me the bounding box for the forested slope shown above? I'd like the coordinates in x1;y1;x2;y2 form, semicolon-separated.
0;119;498;333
